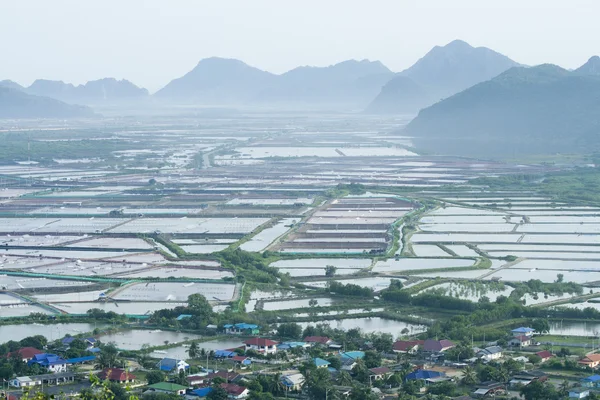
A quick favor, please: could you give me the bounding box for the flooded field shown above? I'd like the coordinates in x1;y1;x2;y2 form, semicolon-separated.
113;282;236;302
97;329;202;350
372;258;476;273
418;282;513;302
0;323;99;342
296;317;427;337
306;277;398;292
262;297;334;311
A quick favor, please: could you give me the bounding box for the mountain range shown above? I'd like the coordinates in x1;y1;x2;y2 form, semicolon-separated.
155;57;394;107
0;86;94;119
405;56;600;157
365;40;520;114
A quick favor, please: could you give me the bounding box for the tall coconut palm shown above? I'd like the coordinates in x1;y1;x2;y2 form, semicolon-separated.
188;341;199;359
461;365;477;385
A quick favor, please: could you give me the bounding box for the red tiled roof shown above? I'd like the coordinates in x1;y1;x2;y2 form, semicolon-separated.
231;356;249;362
244;337;278;346
304;336;330;344
423;339;455;352
580;354;600;363
206;370;240;382
220;383;247;396
7;347;43;359
392;340;423;351
97;368;135;382
536;350;553;359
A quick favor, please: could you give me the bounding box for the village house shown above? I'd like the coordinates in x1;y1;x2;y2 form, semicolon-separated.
314;357;331;369
224;323;259;335
28;353;67;373
281;373;305;391
509;335;532;347
244;338;278;354
369;367;391;381
580;354;600;369
304;336;332;346
145;382;188;396
10;376;41;388
581;374;600;388
536;350;554;363
220;383;249;399
423;339;455;352
511;327;535;337
569;387;591;399
156;358;189;373
477;346;503;361
392;340;423;354
7;347;43;362
509;370;548;387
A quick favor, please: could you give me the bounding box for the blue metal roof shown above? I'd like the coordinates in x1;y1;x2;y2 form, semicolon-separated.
406;369;444;381
176;314;192;321
511;327;535;333
191;387;213;397
583;375;600;382
214;350;237;358
314;358;330;367
340;351;365;360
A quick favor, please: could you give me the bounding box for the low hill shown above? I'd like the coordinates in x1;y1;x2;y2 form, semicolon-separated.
404;63;600;157
154;57;276;103
366;40;520;114
27;78;148;104
258;59;394;107
0;87;95;119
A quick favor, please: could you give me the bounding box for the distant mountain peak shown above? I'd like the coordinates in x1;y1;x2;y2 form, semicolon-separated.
576;56;600;75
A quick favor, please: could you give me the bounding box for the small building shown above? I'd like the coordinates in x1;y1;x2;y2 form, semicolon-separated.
7;347;43;362
536;350;554;363
228;356;251;368
509;370;548;387
205;370;241;384
97;368;136;384
423;339;455;353
405;369;444;382
176;314;192;321
509;335;532;347
392;340;423;354
10;376;41;388
187;374;207;386
281;373;305;391
244;338;277;354
224;323;259;335
569;387;590;399
146;382;188;395
278;342;309;351
28;353;67;373
190;387;213;397
314;358;331;369
580;354;600;369
65;355;96;365
30;372;75;386
511;327;535;337
581;375;600;388
156;358;189;373
304;336;332;346
369;367;391;381
214;349;238;359
477;346;503;361
472;381;505;398
220;383;249;399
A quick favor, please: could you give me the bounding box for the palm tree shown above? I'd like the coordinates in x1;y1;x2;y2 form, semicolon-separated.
337;371;353;386
188;341;199;359
559;379;570;396
461;365;477;385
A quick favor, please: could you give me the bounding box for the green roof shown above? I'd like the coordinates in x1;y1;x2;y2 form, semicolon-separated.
147;382;188;392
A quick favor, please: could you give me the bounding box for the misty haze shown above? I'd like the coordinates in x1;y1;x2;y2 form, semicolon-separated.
0;2;600;400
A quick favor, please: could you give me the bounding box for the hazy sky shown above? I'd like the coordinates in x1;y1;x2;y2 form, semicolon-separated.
2;0;599;92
